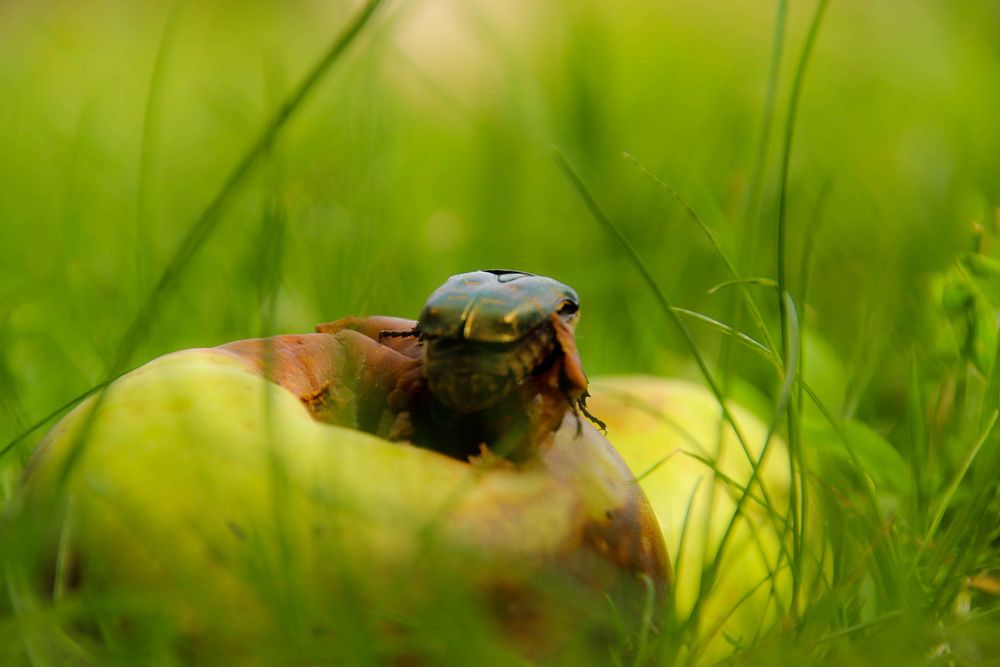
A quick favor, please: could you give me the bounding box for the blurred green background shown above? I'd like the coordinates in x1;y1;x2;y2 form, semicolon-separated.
1;0;998;443
3;0;1000;661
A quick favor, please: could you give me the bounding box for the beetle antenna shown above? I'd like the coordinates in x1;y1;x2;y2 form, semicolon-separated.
378;327;421;344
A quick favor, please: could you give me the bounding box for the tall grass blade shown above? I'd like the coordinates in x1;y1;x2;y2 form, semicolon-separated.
623;151;777;356
670;308;778;368
555;151;806;653
0;381;113;461
774;0;829;620
687;294;800;634
923;409;998;551
707;278;778;294
47;0;387;489
632;574;659;666
554;150;766;488
741;0;789;253
657;479;701;665
134;3;182;293
776;0;828;361
907;356;929;532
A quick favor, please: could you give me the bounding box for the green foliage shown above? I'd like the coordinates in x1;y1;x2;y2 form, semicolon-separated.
2;0;1000;663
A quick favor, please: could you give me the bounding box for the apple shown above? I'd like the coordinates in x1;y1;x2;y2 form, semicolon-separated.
5;346;667;663
588;376;797;661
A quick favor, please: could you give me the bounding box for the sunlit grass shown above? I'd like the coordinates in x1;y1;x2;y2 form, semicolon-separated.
2;0;1000;664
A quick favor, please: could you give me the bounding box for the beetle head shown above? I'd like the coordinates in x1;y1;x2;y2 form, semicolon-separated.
418;270;579;344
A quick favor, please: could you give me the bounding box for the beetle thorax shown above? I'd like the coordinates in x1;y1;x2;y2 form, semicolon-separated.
416;270;579;413
423;320;557;413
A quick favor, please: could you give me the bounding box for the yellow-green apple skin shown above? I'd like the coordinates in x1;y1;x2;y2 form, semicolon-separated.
6;349;666;661
589;376;797;660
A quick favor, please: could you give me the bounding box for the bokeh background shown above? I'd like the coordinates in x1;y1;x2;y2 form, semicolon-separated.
2;0;1000;660
2;1;999;435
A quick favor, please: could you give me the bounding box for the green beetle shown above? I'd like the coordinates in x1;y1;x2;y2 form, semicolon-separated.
383;270;604;432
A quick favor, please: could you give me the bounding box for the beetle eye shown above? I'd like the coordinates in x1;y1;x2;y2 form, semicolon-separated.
557;301;579;316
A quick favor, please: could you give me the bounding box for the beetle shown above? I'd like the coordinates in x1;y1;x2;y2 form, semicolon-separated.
382;270;605;433
303;270;603;460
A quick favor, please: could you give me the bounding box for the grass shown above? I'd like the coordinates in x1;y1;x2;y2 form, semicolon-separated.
2;0;1000;664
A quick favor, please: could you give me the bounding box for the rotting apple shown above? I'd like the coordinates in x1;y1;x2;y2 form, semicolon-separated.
588;376;800;661
5;343;668;662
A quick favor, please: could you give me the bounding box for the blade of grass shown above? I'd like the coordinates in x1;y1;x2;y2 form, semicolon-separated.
740;0;789;257
554;150;766;496
113;0;385;380
633;450;682;484
682;451;790;526
3;0;386;465
622;155;787;588
794;178;832;547
926;333;1000;599
623;151;777;356
632;574;659;666
0;325;28;455
676;308;886;541
556;150;800;638
47;0;387;489
794;178;832;415
672;315;888;604
907;355;930;533
622;154;797;623
51;500;75;604
661;306;901;532
783;292;805;617
672;303;899;636
670;308;779;369
776;0;829;360
707;278;778;295
774;0;829;619
686;293;800;635
694;565;788;664
795;178;832;323
134;2;183;293
671;477;704;598
0;380;114;461
657;478;703;666
922;409;998;552
814;610;904;644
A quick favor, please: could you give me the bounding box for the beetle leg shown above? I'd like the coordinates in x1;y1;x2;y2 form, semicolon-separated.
549;312;606;435
549;315;588;397
316;317;423;360
577;391;608;434
378;327;421;343
317;316;416;339
570;400;584;436
565;390;607;436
